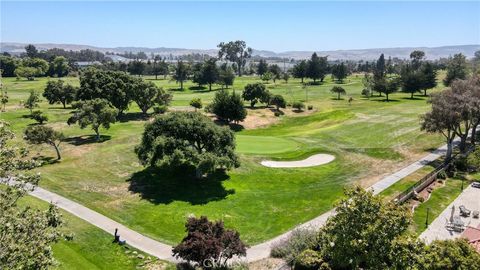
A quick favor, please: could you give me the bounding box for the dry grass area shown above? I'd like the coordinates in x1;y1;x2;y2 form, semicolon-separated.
241;107;316;129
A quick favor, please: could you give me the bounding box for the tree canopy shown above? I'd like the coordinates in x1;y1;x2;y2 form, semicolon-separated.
135;111;240;178
67;98;118;140
217;40;252;76
330;86;346;100
24;125;64;160
209;89;247;124
77;68;136;114
443;53;468;86
172;216;247;267
242;83;269;108
1;120;63;269
43;80;77;108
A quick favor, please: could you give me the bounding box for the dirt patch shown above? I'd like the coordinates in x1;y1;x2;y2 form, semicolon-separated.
241;107;316;129
64;143;95;158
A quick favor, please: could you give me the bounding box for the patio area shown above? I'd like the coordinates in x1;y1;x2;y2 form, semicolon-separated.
419;184;480;244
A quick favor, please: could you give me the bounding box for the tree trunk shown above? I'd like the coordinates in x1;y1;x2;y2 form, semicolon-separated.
155;74;158;80
386;93;389;102
411;92;414;99
209;83;212;91
62;101;66;109
195;168;203;179
446;140;453;162
459;134;467;153
337;93;340;100
301;77;304;83
94;128;100;141
471;123;478;145
424;89;427;96
180;80;184;90
53;145;61;160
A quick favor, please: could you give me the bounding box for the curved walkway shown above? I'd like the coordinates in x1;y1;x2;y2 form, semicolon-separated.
2;139;460;263
261;154;335;168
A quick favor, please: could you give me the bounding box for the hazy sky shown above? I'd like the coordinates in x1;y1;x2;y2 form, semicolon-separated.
1;1;479;52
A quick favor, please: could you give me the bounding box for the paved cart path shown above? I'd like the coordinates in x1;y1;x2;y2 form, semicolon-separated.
2;140;458;263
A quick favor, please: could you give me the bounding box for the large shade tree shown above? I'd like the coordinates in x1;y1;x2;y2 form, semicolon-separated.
443;53;468;86
135;112;240;178
24;125;64;160
132;80;171;115
242;83;269;108
209;89;247;124
421;89;460;160
43;80;77;108
318;187;411;269
77;68;136;114
217;40;252;76
67;98;118;140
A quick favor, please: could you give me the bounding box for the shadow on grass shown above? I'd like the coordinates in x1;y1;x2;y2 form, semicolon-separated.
64;135;112;146
128;167;234;205
213;119;245;132
188;85;207;91
372;99;400;102
400;96;426;101
34;155;59;166
118;112;148;122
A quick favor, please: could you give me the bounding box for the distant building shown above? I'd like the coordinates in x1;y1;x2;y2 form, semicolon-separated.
75;61;102;67
105;55;130;62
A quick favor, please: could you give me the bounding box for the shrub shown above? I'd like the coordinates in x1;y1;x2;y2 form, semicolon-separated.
270;228;318;266
467;148;480;171
454;156;468;172
153;105;168;114
270;94;286;111
172;216;247;267
437;170;447;180
31;110;48;124
292;101;305;111
189;98;203;111
294;249;324;270
307;105;313;110
274;111;281;117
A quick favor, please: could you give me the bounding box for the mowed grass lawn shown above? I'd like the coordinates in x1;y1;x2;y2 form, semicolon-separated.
0;74;445;245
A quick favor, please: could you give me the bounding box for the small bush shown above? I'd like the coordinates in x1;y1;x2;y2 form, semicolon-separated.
307;105;313;110
292;101;305;111
153;105;168;114
454;156;469;172
467;148;480;171
270;228;318;266
274;111;281;117
437;170;447;180
31;110;48;124
294;249;323;270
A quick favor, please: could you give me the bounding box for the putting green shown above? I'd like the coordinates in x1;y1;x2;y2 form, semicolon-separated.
236;135;299;154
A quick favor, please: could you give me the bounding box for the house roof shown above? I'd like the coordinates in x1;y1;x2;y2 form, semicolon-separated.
462;224;480;253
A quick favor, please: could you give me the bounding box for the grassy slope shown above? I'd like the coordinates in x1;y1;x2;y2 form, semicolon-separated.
412;178;463;234
0;74;445;245
17;196;173;270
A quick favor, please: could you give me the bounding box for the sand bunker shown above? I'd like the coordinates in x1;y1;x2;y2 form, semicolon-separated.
261;154;335;168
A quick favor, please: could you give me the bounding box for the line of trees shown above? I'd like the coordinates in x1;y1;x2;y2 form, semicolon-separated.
421;75;480;160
